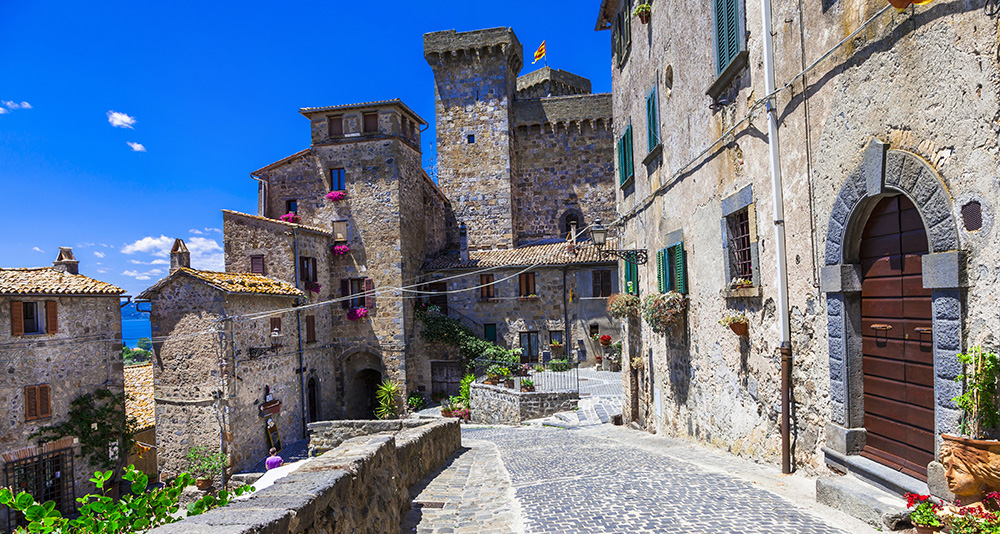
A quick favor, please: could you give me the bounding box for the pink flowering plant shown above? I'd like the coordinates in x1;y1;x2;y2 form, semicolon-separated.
326;190;346;202
305;281;321;294
347;307;369;321
333;244;351;255
279;212;300;224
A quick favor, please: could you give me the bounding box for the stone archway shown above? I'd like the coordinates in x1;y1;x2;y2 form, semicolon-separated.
821;139;964;483
343;351;384;420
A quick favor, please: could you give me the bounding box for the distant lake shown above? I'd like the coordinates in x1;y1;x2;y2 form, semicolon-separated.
122;318;152;348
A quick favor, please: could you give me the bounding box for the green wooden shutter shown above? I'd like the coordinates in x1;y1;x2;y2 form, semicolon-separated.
623;0;632;51
656;249;666;293
623;261;632;294
625;125;634;179
714;0;740;76
617;137;625;186
647;89;659;151
674;243;688;294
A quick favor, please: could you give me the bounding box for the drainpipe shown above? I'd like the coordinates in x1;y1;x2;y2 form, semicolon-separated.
761;0;794;474
292;228;307;439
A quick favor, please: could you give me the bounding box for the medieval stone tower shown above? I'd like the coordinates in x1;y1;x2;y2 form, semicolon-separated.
424;28;524;250
424;27;615;251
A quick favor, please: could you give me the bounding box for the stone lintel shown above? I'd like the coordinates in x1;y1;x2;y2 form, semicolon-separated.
820;264;862;293
922;250;966;289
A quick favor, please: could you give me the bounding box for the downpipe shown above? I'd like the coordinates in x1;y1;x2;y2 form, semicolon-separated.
293;228;307;440
761;0;794;473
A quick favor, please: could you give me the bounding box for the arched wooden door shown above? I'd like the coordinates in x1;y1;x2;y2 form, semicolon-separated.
859;195;935;480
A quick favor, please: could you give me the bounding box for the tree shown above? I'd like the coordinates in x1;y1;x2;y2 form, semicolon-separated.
136;337;152;351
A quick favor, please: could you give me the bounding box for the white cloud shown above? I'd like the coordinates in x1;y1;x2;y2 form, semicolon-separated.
31;246;44;253
96;268;109;274
3;101;30;110
93;251;105;258
19;102;31;109
189;228;204;235
206;227;221;233
127;141;146;152
0;108;8;115
122;269;155;281
121;235;173;256
128;258;169;265
187;237;224;271
107;110;136;129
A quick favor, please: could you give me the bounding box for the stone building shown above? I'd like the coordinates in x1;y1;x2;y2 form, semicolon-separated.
0;248;124;530
140;241;305;477
596;0;999;517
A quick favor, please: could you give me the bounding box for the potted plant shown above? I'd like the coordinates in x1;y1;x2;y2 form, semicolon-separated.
719;312;749;337
279;212;301;224
940;347;1000;509
347;307;368;321
599;334;612;347
521;378;536;392
484;364;505;385
332;244;350;255
500;367;514;388
904;493;943;534
305;281;321;294
729;277;753;289
607;293;640;318
633;2;651;23
326;190;346;202
185;446;226;490
452;407;471;422
440;400;454;418
641;291;688;335
606;342;623;372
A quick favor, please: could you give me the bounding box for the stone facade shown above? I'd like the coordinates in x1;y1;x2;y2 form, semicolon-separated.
0;251;124;528
598;0;1000;494
470;382;579;424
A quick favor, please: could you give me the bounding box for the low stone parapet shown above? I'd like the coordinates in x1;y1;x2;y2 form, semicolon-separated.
471;382;579;424
307;419;429;456
146;419;460;534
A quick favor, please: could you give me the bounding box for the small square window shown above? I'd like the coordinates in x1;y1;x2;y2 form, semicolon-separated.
589;324;600;337
484;324;497;343
728;209;753;282
250;255;265;274
328;115;343;137
549;331;563;345
286;200;297;214
467;134;475;144
363;112;379;133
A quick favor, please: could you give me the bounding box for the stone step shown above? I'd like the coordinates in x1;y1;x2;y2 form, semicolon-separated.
816;474;910;531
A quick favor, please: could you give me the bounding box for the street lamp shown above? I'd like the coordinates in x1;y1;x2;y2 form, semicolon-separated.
589;219;647;265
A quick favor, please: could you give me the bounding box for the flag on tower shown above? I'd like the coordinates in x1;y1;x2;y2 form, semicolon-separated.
533;41;546;64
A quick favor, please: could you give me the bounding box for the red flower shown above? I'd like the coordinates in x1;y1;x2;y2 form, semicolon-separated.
600;335;612;343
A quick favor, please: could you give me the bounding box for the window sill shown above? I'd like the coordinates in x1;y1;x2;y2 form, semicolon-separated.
478;298;499;303
620;175;634;190
517;296;539;301
706;50;749;101
642;143;663;167
724;286;761;299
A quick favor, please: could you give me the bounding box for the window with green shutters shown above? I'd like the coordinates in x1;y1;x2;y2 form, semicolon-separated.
613;0;632;67
623;259;639;296
618;125;634;187
656;243;688;294
646;88;659;151
713;0;742;76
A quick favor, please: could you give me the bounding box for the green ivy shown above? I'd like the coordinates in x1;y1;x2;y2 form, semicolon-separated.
954;346;1000;439
414;304;521;369
29;389;137;475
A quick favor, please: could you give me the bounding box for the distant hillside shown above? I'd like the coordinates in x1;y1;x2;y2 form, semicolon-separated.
121;302;150;321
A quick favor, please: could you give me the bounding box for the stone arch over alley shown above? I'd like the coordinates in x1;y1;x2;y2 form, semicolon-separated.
342;350;384;419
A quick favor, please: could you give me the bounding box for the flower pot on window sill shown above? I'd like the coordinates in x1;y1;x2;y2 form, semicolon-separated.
517;296;539;301
724;286;761;299
729;323;748;337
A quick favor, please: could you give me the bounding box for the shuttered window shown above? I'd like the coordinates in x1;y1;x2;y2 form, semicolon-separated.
328;115;343;137
330;168;346;191
484;324;497;343
45;301;57;334
480;274;495;300
364;278;375;309
305;315;316;343
10;301;24;336
592;270;612;298
646;87;660;151
363;112;378;133
270;317;281;334
613;0;632;66
617;125;634;187
25;385;51;421
11;301;53;335
518;273;536;297
299;256;317;283
343;278;374;309
714;0;742;76
657;243;688;294
250;255;265;274
624;260;639;296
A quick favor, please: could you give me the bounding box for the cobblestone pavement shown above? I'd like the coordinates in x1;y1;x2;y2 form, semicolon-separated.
407;422;879;534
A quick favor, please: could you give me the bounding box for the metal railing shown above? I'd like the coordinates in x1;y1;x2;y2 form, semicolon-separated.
473;358;579;393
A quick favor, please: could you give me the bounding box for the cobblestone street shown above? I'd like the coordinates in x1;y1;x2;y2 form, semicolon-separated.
404;369;880;534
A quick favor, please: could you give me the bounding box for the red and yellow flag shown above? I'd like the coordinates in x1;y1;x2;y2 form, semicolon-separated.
533;41;546;64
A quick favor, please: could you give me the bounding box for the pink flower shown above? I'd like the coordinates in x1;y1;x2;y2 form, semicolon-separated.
326;190;347;202
333;244;350;255
347;307;369;321
279;212;300;223
305;281;321;294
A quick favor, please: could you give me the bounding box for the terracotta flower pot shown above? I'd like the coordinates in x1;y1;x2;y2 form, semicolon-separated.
441;410;453;417
600;339;611;347
913;524;942;534
729;322;748;337
195;478;213;490
638;12;650;23
521;386;535;393
504;379;515;388
484;378;498;386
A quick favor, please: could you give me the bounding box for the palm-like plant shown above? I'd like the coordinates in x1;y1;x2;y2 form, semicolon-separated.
375;379;401;419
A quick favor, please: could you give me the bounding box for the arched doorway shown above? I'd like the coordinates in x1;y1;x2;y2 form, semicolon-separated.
307;377;319;423
342;351;385;420
859;195;934;480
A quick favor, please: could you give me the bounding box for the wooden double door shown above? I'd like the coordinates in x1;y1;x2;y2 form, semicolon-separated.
859;195;935;480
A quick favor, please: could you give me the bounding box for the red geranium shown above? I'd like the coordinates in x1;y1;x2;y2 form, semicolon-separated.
599;335;612;344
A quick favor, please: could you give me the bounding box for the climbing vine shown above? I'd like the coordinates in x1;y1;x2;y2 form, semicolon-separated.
29;389;137;474
414;304;520;369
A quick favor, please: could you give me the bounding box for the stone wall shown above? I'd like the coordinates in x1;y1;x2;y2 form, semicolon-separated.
306;419;429;456
0;293;123;525
515;66;592;99
470;382;578;424
146;419;461;534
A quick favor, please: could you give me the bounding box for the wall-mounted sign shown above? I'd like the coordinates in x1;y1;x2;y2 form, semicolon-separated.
265;417;282;453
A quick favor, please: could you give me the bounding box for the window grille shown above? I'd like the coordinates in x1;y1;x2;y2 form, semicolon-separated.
5;448;75;532
728;210;753;280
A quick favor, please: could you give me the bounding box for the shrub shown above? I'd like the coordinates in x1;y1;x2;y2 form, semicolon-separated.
407;392;427;411
549;359;572;372
375;380;401;419
607;293;640;318
185;446;226;481
641;292;687;335
954;347;1000;438
414;304;521;370
459;374;475;404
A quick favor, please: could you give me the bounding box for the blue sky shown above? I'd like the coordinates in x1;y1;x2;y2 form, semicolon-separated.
0;1;612;297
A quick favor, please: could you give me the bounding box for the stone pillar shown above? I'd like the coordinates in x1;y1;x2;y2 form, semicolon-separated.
170;239;190;273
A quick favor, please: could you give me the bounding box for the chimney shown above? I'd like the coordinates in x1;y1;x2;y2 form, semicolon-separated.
52;247;79;275
459;223;469;262
170;239;190;273
567;222;578;255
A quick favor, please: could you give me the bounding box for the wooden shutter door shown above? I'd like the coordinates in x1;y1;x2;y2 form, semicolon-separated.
10;301;24;336
341;280;350;309
38;385;50;418
656;249;666;293
364;278;375;308
674;244;688;294
592;271;602;298
25;386;37;420
305;315;316;343
45;301;58;334
270;317;281;333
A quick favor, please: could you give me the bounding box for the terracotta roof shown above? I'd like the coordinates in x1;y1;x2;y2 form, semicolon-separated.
222;209;331;236
139;268;303;299
124;363;154;430
0;268;124;295
299;98;427;125
423;238;619;270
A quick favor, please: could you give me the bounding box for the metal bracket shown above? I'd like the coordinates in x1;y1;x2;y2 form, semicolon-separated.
602;249;648;265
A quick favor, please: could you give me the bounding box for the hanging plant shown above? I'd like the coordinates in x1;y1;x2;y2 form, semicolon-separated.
719;312;749;337
347;307;369;321
332;244;351;255
633;2;651;23
641;291;687;335
279;212;301;224
607;293;640;318
326;190;347;202
305;281;321;294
